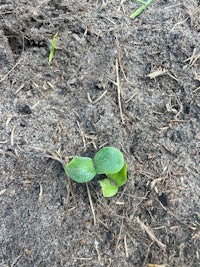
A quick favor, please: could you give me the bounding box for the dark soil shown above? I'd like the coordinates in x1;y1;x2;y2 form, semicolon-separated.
0;1;200;266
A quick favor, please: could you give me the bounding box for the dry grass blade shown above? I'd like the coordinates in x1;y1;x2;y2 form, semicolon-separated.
29;146;65;165
0;189;7;196
0;58;22;83
137;217;166;250
86;183;96;226
116;58;124;124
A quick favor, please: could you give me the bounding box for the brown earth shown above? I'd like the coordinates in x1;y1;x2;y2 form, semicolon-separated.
0;0;200;266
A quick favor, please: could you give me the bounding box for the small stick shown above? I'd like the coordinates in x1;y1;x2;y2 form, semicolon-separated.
137;217;166;250
6;114;13;127
193;86;200;93
77;121;97;150
11;254;22;267
115;212;124;251
87;90;107;104
0;139;8;144
29;146;65;165
95;239;101;262
0;189;6;196
11;125;17;146
86;183;96;225
116;58;125;124
0;58;22;83
38;182;43;202
73;257;93;261
147;69;168;79
77;121;87;151
15;82;25;95
125;92;137;103
124;234;129;257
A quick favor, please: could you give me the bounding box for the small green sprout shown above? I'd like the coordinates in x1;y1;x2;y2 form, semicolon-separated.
130;0;154;19
65;147;128;198
48;32;58;65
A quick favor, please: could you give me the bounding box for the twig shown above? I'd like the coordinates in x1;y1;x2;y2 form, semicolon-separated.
115;215;124;251
11;254;22;267
124;234;129;257
125;92;137;103
0;58;22;83
116;58;125;124
147;68;168;79
15;82;25;95
86;183;96;225
87;90;107;104
77;121;97;150
73;257;93;261
11;125;17;146
29;146;65;165
137;217;166;250
95;239;101;262
38;182;43;203
183;48;200;68
77;121;87;150
0;189;6;196
147;68;178;82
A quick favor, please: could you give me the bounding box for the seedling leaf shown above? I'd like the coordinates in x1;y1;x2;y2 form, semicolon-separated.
107;162;127;187
99;178;118;198
94;147;124;174
48;32;58;65
65;156;96;183
130;0;155;19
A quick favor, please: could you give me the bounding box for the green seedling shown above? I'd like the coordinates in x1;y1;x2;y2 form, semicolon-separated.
99;179;118;198
48;32;58;65
130;0;154;19
65;147;128;197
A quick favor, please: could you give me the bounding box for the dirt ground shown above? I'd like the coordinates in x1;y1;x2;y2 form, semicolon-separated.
0;0;200;266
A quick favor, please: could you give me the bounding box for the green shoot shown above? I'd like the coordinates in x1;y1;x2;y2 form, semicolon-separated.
65;147;128;197
130;0;154;19
48;32;58;65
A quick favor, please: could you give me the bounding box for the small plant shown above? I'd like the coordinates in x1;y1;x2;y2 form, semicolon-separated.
65;147;128;197
130;0;154;19
48;32;58;65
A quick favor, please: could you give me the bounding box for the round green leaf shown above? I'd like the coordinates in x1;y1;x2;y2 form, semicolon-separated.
65;157;96;183
99;178;118;198
94;147;124;174
107;162;127;187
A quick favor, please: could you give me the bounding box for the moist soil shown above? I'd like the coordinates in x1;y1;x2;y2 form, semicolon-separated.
0;1;200;266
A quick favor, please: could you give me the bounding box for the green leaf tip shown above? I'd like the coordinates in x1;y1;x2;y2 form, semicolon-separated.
107;162;127;187
48;32;58;65
130;0;155;19
65;156;96;183
94;147;124;174
99;178;118;198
